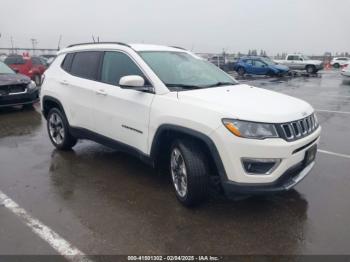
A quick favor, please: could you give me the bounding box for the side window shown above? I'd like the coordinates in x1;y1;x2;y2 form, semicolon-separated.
70;51;102;80
61;53;74;72
245;59;253;65
287;56;294;61
254;60;266;67
101;51;148;86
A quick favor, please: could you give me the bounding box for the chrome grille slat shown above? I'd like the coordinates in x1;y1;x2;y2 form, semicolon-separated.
279;114;318;141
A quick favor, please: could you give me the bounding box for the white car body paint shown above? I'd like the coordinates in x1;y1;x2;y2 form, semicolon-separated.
41;43;321;187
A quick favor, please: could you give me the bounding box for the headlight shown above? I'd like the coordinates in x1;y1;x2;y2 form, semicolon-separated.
222;119;278;139
27;81;36;90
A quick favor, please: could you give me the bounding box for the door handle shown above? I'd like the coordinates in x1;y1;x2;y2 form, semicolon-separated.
96;89;107;96
60;80;69;85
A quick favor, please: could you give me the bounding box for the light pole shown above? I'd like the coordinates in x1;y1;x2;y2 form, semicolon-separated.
30;38;38;55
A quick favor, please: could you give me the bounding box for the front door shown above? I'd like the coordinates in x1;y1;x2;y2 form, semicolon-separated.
93;51;154;154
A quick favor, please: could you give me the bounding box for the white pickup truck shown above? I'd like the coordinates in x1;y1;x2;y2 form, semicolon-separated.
275;54;324;74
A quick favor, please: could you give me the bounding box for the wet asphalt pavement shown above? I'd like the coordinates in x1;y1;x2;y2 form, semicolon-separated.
0;70;350;257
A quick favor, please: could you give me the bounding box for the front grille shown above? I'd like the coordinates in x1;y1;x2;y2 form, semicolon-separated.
0;84;27;96
278;114;318;141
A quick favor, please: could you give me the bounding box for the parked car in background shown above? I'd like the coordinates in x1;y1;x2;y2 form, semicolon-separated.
341;63;350;77
0;61;39;108
4;55;47;86
208;55;226;69
40;54;57;65
331;57;350;68
0;53;7;62
41;42;321;206
275;54;323;74
234;56;289;76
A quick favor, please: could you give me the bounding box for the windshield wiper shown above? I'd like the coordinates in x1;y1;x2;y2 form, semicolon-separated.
204;82;237;87
165;83;204;89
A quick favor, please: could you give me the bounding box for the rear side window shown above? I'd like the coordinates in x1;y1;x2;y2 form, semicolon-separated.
287;56;294;61
61;53;74;72
101;51;146;85
70;51;102;80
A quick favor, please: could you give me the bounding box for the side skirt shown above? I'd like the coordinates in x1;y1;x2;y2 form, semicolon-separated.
69;126;154;167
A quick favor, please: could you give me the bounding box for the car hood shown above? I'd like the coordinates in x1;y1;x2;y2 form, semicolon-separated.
272;64;289;71
178;84;314;123
0;73;30;86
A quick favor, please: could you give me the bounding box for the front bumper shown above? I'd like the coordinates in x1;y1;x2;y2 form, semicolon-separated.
222;161;315;196
210;125;321;195
0;88;40;107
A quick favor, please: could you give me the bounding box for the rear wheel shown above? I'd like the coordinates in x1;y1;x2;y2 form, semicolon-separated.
306;65;316;74
333;63;340;68
169;139;209;206
47;108;77;150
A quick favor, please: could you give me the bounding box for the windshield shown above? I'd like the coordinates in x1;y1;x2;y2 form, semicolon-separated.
0;61;15;74
261;58;276;65
139;51;238;90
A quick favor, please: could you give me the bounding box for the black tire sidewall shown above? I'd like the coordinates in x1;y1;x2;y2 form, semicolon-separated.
169;140;209;206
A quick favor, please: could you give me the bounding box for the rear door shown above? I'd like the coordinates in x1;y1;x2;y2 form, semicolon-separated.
61;51;103;131
93;51;154;154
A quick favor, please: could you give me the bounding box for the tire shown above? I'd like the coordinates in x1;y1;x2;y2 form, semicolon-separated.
34;75;41;86
47;108;77;150
333;63;340;68
169;139;209;206
306;65;316;74
237;67;245;76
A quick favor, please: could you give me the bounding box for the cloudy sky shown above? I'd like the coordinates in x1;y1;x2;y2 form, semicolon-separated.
0;0;349;55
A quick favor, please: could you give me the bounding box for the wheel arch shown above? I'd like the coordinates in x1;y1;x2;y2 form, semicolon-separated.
150;124;227;180
42;96;67;120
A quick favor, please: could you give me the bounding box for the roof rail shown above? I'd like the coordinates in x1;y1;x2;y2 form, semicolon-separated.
169;46;187;50
66;42;132;48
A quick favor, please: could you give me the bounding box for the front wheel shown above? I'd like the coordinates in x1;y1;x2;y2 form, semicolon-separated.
169;139;209;206
237;67;246;76
47;108;77;150
333;63;340;68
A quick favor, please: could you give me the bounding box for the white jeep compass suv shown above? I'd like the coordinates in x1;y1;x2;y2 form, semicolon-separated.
41;42;321;206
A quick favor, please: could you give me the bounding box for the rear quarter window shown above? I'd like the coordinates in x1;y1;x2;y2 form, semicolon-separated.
61;53;74;72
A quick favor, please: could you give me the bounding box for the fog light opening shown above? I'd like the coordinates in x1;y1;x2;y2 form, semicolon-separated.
242;158;281;175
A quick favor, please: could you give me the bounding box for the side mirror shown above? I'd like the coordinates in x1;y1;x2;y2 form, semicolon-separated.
13;68;19;74
119;75;145;88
